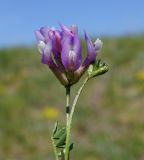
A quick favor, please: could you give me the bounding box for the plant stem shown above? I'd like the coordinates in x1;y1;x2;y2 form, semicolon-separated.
65;77;89;160
51;137;59;160
66;86;71;126
65;86;71;160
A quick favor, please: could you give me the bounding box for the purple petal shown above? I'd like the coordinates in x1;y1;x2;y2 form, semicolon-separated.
60;24;73;36
61;35;82;71
48;30;55;40
41;42;53;64
35;30;45;41
61;36;71;69
73;35;82;65
83;32;96;66
40;27;49;42
42;41;68;86
40;27;49;35
52;30;62;56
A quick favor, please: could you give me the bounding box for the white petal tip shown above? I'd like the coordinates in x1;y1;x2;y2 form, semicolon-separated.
70;24;78;34
94;38;103;52
37;41;45;54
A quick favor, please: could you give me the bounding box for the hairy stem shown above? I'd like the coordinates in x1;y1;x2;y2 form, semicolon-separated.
66;86;71;126
65;86;71;160
65;77;89;160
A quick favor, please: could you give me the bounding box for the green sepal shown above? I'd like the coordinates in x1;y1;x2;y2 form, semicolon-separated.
88;59;108;78
53;127;66;139
56;132;66;148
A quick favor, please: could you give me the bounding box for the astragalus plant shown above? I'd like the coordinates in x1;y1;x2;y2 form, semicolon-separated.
35;24;108;160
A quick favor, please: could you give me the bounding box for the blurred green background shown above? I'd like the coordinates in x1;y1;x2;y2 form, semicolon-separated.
1;0;144;159
0;37;144;160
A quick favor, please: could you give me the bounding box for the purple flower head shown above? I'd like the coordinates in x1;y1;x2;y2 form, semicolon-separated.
35;24;103;86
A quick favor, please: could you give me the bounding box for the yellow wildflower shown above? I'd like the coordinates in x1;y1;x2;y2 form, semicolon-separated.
42;106;60;120
136;71;144;80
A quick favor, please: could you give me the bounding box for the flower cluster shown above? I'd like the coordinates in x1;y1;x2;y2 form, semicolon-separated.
35;24;103;86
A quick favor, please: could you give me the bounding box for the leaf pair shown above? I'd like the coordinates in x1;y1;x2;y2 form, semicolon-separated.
52;122;66;148
52;122;74;160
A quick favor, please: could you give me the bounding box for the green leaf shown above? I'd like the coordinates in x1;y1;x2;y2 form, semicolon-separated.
52;121;59;136
69;143;74;151
88;59;108;78
53;127;66;139
56;132;66;148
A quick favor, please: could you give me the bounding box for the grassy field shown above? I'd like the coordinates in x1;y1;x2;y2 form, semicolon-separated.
0;36;144;160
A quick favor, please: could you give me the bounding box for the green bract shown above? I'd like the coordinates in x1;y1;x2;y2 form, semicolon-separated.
88;59;108;78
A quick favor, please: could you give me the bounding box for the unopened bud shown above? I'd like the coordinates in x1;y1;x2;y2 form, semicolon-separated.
88;59;108;78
